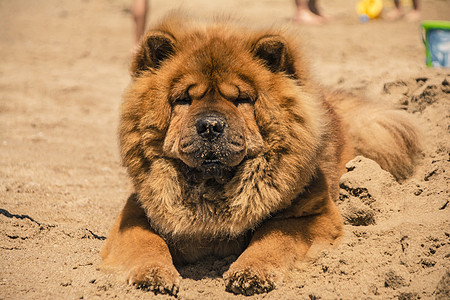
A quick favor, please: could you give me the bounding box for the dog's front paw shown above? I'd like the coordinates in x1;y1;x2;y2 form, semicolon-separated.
127;262;180;296
224;263;278;296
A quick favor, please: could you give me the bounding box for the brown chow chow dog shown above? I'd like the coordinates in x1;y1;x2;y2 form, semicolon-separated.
101;14;421;296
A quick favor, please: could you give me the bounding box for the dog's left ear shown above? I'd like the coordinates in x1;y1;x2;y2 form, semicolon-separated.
252;35;296;78
131;31;176;76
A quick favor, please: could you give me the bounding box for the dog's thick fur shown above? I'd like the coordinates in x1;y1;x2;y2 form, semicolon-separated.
101;14;421;296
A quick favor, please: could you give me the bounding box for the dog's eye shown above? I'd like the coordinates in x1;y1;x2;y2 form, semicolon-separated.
233;96;253;106
174;96;192;106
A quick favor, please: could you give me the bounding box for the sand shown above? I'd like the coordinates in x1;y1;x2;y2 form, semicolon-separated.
1;0;449;299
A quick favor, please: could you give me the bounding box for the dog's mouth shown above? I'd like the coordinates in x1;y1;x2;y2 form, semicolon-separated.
199;153;235;184
177;128;247;185
202;152;220;167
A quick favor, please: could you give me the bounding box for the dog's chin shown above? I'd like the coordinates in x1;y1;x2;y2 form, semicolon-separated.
199;161;235;185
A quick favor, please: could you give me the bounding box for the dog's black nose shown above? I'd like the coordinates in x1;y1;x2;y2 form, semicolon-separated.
196;116;226;140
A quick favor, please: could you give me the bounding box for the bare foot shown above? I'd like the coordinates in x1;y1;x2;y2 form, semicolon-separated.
405;10;421;22
131;43;141;56
386;8;404;21
293;10;326;25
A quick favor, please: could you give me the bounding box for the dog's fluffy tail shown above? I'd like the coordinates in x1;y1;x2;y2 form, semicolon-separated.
327;92;422;180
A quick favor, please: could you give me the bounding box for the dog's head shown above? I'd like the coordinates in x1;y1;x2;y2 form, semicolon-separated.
120;15;325;237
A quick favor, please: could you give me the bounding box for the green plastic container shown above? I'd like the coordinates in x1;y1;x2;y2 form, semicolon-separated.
421;20;450;68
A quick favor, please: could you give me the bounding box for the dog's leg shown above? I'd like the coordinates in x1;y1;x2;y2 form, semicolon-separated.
224;177;343;296
101;194;180;296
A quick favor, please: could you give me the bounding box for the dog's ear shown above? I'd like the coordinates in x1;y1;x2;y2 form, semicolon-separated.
252;35;296;78
131;31;176;76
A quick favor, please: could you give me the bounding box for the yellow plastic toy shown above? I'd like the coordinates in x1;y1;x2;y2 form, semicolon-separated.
356;0;383;20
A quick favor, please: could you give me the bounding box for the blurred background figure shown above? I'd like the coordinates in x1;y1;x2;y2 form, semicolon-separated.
386;0;421;21
293;0;327;24
132;0;148;51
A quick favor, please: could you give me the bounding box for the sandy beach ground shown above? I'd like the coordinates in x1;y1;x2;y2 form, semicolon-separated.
1;0;449;299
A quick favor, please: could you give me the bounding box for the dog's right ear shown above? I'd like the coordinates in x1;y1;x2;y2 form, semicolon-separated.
131;31;176;76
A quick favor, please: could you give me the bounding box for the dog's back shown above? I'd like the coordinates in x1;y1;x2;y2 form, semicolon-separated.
327;91;422;180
